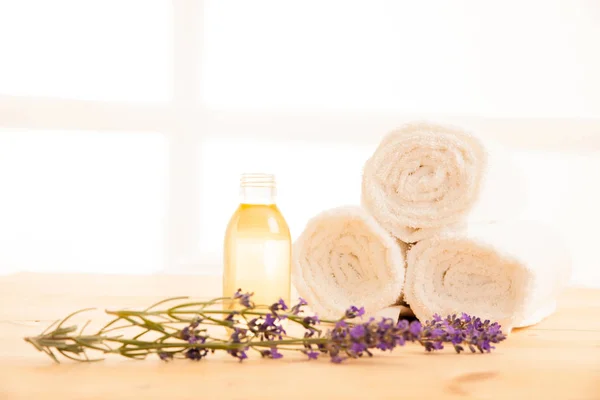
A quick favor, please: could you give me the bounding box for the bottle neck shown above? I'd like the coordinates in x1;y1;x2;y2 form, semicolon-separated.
239;173;277;205
240;186;276;205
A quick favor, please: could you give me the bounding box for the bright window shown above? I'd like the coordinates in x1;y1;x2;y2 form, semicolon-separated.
0;0;599;288
0;0;172;102
0;130;167;273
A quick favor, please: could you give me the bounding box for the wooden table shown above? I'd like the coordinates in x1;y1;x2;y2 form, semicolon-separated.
0;273;598;400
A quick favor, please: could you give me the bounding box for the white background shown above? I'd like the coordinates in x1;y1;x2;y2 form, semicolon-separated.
0;0;599;286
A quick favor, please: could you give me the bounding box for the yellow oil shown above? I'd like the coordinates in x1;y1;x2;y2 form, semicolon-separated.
223;203;291;309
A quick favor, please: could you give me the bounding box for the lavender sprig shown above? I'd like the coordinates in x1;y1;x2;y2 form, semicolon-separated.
24;291;506;364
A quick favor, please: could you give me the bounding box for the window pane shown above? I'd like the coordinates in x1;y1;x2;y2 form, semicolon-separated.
0;0;172;102
196;137;372;267
202;0;600;117
0;130;167;274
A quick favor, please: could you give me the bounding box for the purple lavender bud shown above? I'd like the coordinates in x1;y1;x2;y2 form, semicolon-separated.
396;319;409;330
269;299;289;314
291;297;308;315
227;347;249;361
450;335;463;345
377;318;393;330
349;324;366;339
278;298;288;311
240;294;253;308
188;335;207;345
460;312;472;323
430;328;445;338
423;341;443;351
270;348;283;359
350;342;367;353
263;313;277;327
229;327;247;344
179;326;191;341
395;335;406;346
488;322;501;335
224;311;239;324
330;355;346;363
376;342;391;351
432;341;444;350
233;289;254;308
184;347;208;361
480;340;492;352
344;305;365;319
409;321;422;337
158;352;173;361
302;315;320;326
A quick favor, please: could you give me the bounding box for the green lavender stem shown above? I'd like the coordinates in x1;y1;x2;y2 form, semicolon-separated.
24;292;507;363
24;294;333;363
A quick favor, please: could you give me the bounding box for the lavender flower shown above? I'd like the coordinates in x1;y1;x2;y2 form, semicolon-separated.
233;289;254;309
185;347;208;361
419;313;507;354
277;299;288;310
327;316;417;361
344;305;365;319
225;327;250;361
227;349;248;361
248;311;287;341
331;355;346;363
320;307;507;363
222;311;241;329
268;299;289;319
290;298;308;315
179;322;207;345
259;347;283;359
28;291;505;365
179;326;192;341
271;347;283;359
349;324;366;339
302;315;320;327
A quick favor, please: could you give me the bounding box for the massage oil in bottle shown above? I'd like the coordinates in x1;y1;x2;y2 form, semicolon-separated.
223;174;291;309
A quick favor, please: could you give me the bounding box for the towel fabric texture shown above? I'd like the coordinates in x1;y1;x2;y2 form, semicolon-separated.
404;221;571;331
292;121;568;328
362;121;522;243
292;206;406;320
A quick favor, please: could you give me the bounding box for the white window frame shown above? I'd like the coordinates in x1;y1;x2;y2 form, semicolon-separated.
1;0;599;273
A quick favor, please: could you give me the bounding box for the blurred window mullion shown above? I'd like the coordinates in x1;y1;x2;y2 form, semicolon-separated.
165;0;206;272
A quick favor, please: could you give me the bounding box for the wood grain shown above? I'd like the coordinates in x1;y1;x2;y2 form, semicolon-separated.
0;273;598;400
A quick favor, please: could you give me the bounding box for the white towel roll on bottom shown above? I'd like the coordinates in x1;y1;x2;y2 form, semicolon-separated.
404;221;570;331
293;206;406;320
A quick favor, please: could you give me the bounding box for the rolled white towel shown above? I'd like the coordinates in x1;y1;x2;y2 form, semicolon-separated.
362;121;522;243
404;221;571;331
293;206;406;320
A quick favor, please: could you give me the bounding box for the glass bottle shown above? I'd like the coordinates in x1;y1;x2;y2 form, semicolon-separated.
223;173;291;309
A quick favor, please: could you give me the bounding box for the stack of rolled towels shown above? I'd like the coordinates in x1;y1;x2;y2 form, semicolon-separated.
292;121;570;332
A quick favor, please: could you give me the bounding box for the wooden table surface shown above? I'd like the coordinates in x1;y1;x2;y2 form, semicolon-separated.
0;273;598;400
